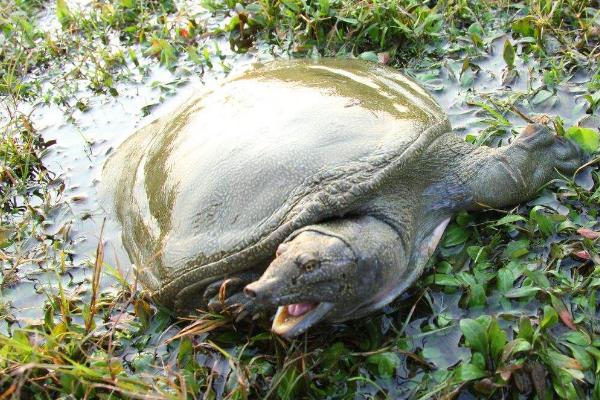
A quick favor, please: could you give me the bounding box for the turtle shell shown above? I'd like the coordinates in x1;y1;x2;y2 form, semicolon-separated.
102;58;450;312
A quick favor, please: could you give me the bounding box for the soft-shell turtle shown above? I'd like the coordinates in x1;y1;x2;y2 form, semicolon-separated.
103;59;582;338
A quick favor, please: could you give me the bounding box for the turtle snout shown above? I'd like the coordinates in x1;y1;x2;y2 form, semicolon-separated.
243;284;257;298
244;278;281;305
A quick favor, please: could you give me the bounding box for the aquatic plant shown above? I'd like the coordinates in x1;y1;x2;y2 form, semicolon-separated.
1;0;599;398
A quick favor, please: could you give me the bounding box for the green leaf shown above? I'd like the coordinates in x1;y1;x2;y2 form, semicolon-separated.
564;126;600;153
336;16;359;25
524;269;551;289
531;89;554;105
443;224;469;246
503;239;529;259
455;363;487;381
177;337;193;366
460;319;489;357
56;0;73;26
530;206;554;236
468;23;483;47
322;342;349;369
550;294;576;330
501;338;532;362
467;284;487;308
318;0;330;15
460;67;474;88
277;367;301;399
496;268;515;293
541;305;558;330
518;317;534;342
496;214;526;226
430;273;461;287
467;245;487;262
563;331;591;347
366;352;399;378
543;349;583;372
503;39;515;69
565;344;593;370
504;285;539;298
512;17;535;37
489;319;508;363
470;101;511;126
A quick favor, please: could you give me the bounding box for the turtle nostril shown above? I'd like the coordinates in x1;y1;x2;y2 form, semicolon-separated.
244;286;257;298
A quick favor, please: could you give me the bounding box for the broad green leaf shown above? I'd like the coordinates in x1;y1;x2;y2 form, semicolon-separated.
524;270;551;289
496;268;515;293
468;22;483;47
460;67;474;88
518;317;534;342
455;363;487;381
501;338;531;362
430;273;461;287
467;284;487;308
467;245;488;262
318;0;330;15
366;352;400;378
443;224;469;246
565;126;600;153
530;206;554;236
460;319;488;357
543;349;583;371
503;39;515;69
565;344;593;370
531;89;553;105
541;305;558;330
489;319;508;363
503;239;529;259
563;331;591;347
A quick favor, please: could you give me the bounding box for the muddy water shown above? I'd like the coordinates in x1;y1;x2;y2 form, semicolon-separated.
2;4;277;328
2;10;595;393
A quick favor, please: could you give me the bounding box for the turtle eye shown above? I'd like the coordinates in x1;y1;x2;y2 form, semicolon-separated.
303;260;319;272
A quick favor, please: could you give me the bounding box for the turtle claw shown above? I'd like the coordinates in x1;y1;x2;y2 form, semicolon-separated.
516;124;555;148
207;291;261;320
516;123;584;175
203;272;262;319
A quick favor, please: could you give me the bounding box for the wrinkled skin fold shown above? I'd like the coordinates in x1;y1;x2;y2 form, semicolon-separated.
101;59;585;338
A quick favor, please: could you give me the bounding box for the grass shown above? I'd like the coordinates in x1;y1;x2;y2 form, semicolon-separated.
1;0;599;398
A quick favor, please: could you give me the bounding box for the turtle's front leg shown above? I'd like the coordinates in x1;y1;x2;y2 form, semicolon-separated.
467;124;584;209
203;270;264;320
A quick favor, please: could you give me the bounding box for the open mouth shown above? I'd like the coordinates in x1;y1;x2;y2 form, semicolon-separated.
272;302;334;338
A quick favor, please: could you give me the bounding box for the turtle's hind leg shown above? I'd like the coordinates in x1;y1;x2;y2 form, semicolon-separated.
435;123;584;210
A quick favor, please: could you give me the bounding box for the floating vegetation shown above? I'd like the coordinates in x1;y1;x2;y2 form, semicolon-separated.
1;0;599;398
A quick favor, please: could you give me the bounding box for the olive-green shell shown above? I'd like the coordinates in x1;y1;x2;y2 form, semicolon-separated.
102;59;449;311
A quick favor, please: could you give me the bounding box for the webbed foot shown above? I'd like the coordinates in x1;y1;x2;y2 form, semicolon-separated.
465;123;586;209
515;123;583;174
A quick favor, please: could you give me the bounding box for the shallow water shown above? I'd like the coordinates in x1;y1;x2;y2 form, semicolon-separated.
2;5;597;396
1;2;274;329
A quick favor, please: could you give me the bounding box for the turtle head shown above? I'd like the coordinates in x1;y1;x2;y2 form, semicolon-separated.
244;229;374;338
